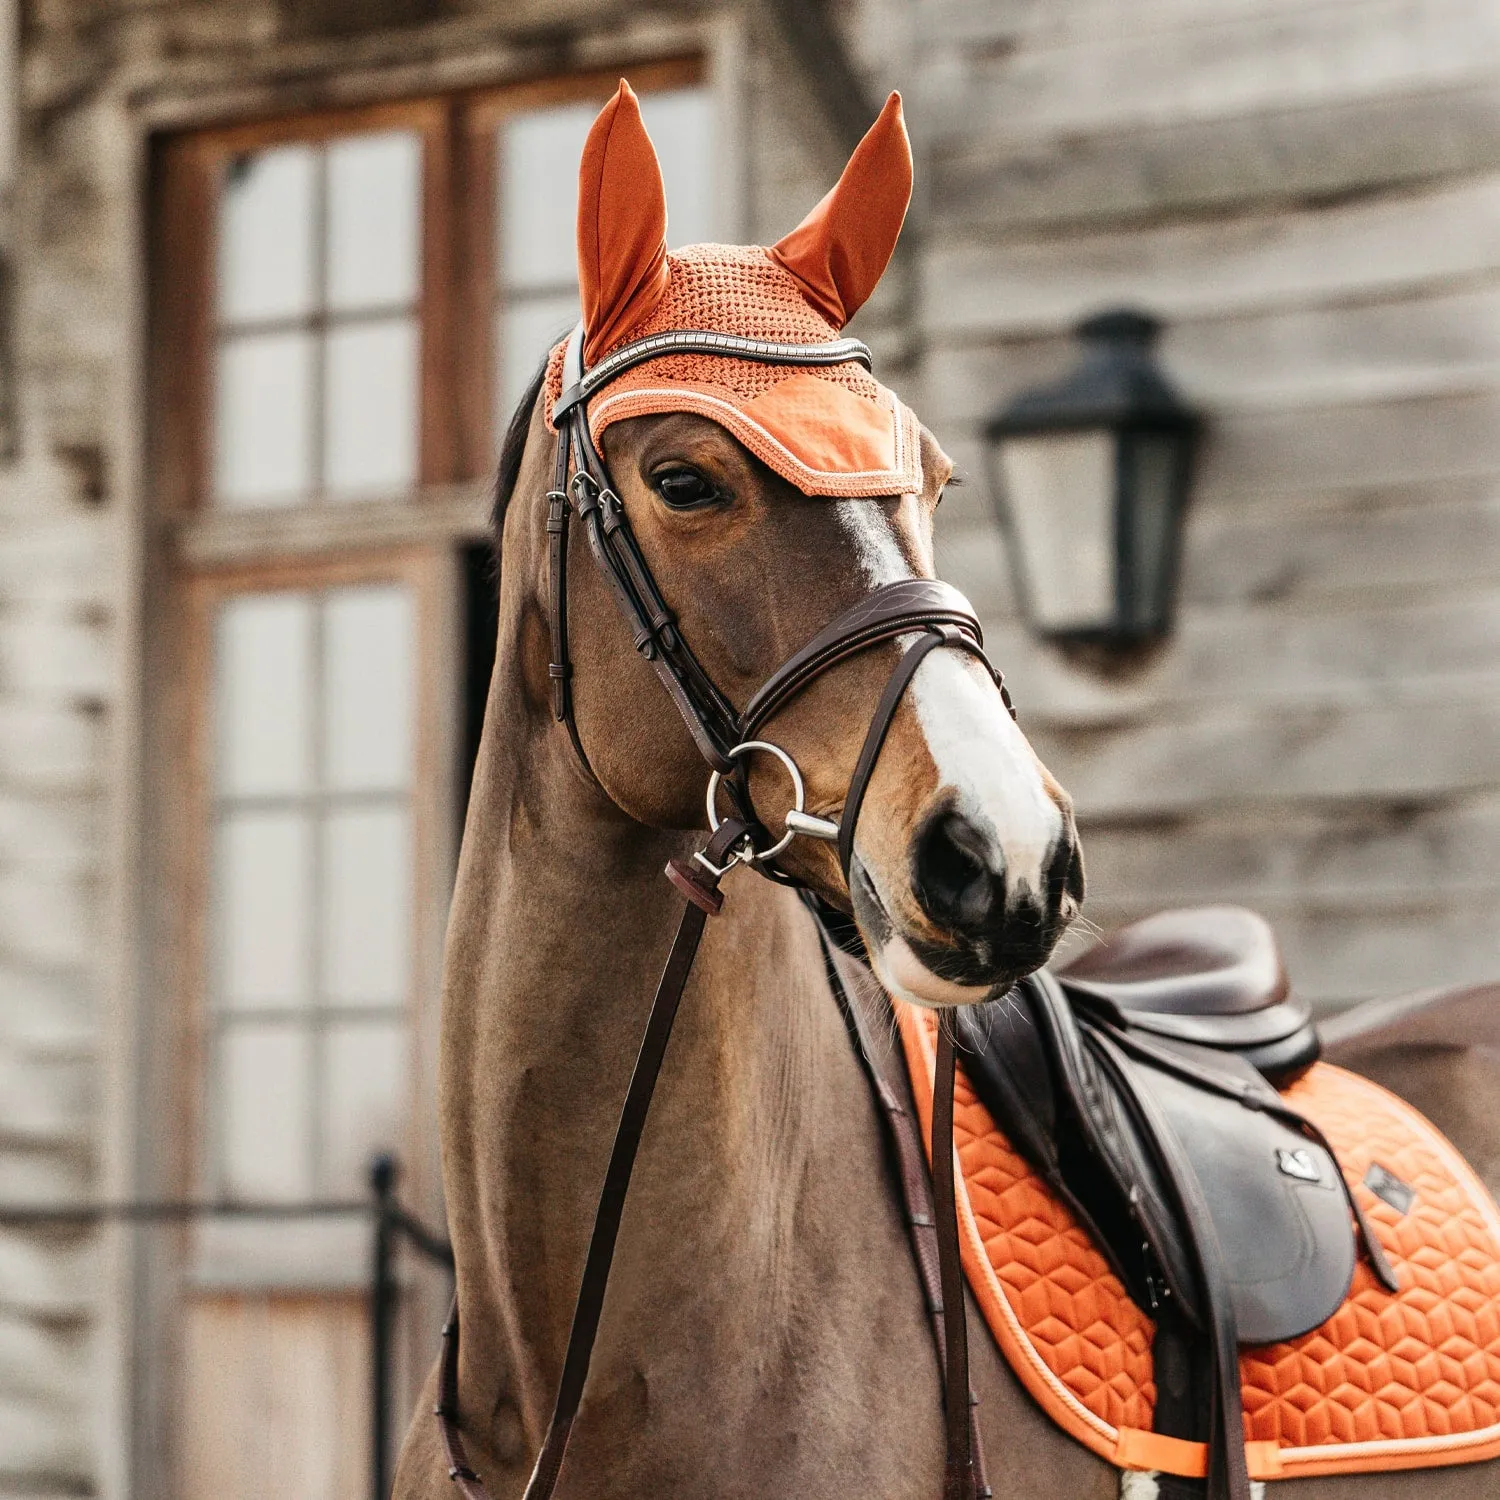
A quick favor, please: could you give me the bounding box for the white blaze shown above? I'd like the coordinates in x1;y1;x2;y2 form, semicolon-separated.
910;650;1060;904
831;499;1063;903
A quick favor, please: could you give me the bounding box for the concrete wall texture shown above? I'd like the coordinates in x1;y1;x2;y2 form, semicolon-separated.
0;0;1494;1493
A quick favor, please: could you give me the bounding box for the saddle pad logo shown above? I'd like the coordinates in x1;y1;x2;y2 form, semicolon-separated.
1364;1161;1417;1216
1276;1147;1322;1182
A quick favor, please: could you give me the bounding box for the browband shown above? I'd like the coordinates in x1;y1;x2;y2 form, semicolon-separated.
553;326;874;423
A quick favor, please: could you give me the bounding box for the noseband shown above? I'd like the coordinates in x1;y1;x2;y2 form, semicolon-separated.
438;324;1015;1500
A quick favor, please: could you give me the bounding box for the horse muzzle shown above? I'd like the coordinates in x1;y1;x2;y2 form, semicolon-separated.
853;795;1083;1007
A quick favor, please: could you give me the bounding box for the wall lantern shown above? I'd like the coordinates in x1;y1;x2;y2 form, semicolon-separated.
982;309;1203;649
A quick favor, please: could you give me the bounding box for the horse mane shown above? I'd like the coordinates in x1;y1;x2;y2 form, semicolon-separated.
491;357;551;553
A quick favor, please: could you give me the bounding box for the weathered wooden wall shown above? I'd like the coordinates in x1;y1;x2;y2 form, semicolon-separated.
0;0;118;1483
896;0;1500;1007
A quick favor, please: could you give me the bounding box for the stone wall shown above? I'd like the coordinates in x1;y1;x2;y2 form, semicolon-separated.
1;0;124;1488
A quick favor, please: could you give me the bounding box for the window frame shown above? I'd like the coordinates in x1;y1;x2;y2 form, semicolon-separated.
179;548;451;1282
153;98;458;523
151;58;708;554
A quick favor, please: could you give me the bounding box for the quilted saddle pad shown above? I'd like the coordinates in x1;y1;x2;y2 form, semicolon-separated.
898;1004;1500;1483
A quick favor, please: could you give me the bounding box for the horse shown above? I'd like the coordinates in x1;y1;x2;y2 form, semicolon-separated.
393;85;1500;1500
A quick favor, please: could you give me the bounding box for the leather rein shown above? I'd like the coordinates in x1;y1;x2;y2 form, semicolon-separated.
437;324;1014;1500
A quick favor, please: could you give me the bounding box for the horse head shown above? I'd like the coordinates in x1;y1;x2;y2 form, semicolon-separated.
507;82;1083;1005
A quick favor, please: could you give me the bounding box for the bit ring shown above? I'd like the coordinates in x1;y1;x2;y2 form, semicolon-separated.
705;740;807;864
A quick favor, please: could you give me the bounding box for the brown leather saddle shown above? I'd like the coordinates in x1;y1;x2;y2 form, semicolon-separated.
1057;905;1317;1081
952;906;1398;1500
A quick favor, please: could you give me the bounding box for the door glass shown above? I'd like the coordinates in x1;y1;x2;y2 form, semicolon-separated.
206;582;415;1212
213;129;423;506
220;1023;313;1201
498;103;595;292
216;593;313;796
642;90;717;249
495;291;578;439
321;584;413;790
320;1021;408;1195
321;807;410;1008
214;331;316;508
323;319;419;499
217;811;313;1012
219;145;317;323
326;131;421;312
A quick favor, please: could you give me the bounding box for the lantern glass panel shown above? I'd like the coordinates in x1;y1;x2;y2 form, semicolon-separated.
997;429;1116;634
1120;431;1181;635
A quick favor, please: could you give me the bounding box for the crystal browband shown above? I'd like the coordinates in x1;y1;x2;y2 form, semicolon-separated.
552;328;875;421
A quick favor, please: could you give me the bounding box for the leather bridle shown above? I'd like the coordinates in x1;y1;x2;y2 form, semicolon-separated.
437;323;1016;1500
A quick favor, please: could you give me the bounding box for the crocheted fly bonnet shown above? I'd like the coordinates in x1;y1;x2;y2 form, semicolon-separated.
544;82;940;499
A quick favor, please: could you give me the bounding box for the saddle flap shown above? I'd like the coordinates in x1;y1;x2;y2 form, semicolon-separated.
959;983;1357;1347
1128;1042;1357;1344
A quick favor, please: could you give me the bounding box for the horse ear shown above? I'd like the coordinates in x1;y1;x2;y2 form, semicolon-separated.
577;80;670;365
769;93;912;328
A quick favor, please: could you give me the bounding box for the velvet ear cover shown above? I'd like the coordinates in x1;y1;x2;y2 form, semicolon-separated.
769;93;913;328
577;81;671;366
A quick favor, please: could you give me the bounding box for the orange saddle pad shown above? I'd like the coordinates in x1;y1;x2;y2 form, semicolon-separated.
898;1004;1500;1483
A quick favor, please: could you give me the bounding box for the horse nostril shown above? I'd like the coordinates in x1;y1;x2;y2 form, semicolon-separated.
1051;834;1085;911
1065;842;1085;905
911;807;1004;936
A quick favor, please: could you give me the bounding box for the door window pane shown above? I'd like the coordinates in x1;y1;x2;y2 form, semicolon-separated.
320;1022;408;1195
208;581;415;1207
212;129;423;508
220;1023;313;1200
640;90;717;250
321;808;409;1008
217;811;313;1012
498;293;578;428
219;144;317;323
498;102;596;292
216;593;313;796
326;131;421;312
323;318;418;498
215;331;316;507
322;585;413;790
494;86;715;445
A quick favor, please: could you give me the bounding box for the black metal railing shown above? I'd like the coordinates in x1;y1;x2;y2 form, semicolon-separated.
0;1154;452;1500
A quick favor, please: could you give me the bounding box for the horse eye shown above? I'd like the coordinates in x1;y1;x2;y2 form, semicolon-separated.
653;468;722;511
